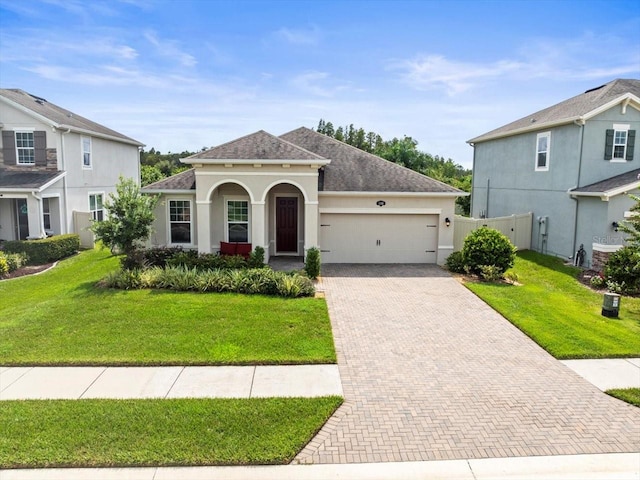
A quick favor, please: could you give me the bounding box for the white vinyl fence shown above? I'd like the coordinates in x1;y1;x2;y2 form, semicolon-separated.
73;211;94;248
454;213;532;251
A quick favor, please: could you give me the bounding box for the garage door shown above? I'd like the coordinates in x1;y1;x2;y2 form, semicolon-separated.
320;213;438;263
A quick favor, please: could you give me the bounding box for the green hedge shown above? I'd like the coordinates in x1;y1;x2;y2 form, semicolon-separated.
2;234;80;265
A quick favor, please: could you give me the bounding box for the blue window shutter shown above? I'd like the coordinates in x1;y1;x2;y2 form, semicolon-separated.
626;130;635;161
604;129;614;160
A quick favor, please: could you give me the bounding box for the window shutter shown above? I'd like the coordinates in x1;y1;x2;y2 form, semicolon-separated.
2;130;16;164
626;130;635;161
34;131;47;166
604;129;614;160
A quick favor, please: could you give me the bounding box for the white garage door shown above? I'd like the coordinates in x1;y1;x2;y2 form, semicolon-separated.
320;213;439;263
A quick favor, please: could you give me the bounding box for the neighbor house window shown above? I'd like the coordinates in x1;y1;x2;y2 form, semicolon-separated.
42;198;51;230
89;193;104;221
16;131;35;165
535;132;550;171
227;199;249;242
605;125;636;162
82;136;92;168
169;199;192;244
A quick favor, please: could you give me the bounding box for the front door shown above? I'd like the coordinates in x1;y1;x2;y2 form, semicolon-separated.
276;197;298;253
15;199;29;240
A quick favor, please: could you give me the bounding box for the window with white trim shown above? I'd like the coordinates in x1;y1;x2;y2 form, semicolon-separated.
16;131;35;165
89;193;104;221
169;199;192;244
42;198;51;230
226;199;249;242
605;124;635;162
535;132;550;171
82;136;92;168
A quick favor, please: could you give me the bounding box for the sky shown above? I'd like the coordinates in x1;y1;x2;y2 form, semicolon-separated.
1;0;639;168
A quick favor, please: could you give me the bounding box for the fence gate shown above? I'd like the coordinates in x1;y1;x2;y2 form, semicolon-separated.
454;213;532;251
73;211;94;248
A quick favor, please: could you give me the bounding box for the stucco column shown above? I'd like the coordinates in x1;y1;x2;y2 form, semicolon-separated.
196;201;211;253
26;195;44;239
304;201;319;255
251;201;266;250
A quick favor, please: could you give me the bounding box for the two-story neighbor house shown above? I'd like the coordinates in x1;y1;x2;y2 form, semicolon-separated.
0;89;142;243
143;128;464;264
468;79;639;268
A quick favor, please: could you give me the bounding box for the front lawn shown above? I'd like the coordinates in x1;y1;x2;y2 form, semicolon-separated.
0;396;342;468
0;249;336;365
465;251;640;359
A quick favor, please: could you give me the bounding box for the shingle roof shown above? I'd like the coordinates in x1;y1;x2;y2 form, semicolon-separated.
142;168;196;191
0;170;65;190
280;127;461;193
186;130;325;161
571;168;640;194
0;89;142;146
469;79;640;143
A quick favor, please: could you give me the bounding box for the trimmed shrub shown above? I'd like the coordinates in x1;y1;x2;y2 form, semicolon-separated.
2;252;28;273
3;234;79;265
166;251;248;271
143;246;184;267
248;246;265;269
444;251;465;273
0;254;8;276
461;227;516;276
304;247;321;279
604;246;640;295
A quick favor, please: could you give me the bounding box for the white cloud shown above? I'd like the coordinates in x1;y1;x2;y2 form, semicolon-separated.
275;26;321;46
144;31;197;67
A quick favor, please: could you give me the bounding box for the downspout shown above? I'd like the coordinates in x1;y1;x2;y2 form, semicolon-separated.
469;142;476;216
571;118;585;261
58;128;71;234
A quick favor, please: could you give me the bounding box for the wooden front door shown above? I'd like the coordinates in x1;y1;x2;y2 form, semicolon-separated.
276;197;298;253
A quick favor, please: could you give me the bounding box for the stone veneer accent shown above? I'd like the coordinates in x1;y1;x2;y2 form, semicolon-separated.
591;243;624;272
1;148;57;171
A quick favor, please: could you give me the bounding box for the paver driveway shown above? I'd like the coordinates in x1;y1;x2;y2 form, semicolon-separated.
295;265;640;464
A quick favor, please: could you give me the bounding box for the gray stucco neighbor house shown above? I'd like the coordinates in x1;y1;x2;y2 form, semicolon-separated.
143;127;465;265
468;79;640;268
0;89;142;242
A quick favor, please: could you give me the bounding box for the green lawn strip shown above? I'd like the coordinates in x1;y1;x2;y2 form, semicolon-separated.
0;249;336;365
465;251;640;359
606;388;640;407
0;396;342;468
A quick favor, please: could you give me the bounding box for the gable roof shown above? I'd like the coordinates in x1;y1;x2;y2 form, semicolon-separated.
0;89;143;146
468;79;640;144
0;170;66;192
570;168;640;199
142;168;196;192
281;127;461;193
183;130;326;162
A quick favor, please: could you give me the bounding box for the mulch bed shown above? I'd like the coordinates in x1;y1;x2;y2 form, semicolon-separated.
0;263;55;281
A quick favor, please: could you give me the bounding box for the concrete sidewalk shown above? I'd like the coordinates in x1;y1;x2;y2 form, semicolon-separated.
561;358;640;391
0;365;342;400
2;453;639;480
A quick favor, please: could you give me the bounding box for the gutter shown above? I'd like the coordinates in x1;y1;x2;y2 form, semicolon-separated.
571;119;586;261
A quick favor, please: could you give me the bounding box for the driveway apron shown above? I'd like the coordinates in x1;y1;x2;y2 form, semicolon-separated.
295;264;640;464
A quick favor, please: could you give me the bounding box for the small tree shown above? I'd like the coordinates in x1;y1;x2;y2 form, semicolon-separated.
91;177;158;255
618;194;640;249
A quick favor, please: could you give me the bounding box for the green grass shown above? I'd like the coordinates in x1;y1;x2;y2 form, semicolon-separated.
465;251;640;359
0;397;343;468
606;388;640;407
0;249;336;365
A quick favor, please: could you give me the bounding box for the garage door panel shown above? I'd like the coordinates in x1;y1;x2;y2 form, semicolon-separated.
320;214;438;263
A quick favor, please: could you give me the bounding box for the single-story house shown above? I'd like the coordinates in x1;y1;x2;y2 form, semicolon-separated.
143;127;465;264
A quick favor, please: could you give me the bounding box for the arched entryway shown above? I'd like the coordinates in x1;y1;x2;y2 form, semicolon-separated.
206;181;253;254
265;183;306;257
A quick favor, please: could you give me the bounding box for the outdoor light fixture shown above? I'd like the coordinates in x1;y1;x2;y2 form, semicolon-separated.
445;217;451;227
376;200;386;207
612;221;619;232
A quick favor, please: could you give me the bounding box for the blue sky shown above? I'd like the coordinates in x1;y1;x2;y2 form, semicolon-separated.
1;0;639;168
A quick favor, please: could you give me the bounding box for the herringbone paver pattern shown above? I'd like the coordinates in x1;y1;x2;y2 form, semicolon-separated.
295;264;640;464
